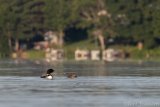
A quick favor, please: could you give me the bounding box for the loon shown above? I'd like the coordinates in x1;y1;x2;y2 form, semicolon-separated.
65;72;77;79
41;69;54;80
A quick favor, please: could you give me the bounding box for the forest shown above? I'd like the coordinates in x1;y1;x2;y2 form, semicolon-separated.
0;0;160;57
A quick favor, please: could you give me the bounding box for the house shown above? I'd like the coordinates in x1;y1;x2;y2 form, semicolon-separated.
75;49;90;61
90;50;100;60
45;48;64;62
44;31;62;46
102;49;116;62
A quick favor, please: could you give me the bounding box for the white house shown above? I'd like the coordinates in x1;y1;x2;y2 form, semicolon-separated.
45;48;64;62
75;49;90;61
102;48;116;62
91;50;100;60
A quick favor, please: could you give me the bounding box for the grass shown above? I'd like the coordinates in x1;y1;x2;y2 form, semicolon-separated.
26;50;45;60
25;40;98;60
109;45;160;61
24;40;160;61
63;39;99;59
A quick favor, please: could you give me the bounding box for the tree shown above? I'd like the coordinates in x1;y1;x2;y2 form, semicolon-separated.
106;0;157;49
0;0;12;56
44;0;73;47
0;0;46;52
153;0;160;43
69;0;115;50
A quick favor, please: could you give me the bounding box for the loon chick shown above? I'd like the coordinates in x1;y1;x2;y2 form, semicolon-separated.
41;69;54;80
65;72;77;79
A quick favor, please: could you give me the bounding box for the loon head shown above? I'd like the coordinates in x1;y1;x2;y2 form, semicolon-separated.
41;69;54;80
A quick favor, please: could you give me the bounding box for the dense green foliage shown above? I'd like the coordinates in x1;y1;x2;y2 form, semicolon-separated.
106;0;159;48
0;0;160;57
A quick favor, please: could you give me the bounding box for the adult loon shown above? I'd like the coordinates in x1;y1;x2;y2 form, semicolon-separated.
41;69;54;80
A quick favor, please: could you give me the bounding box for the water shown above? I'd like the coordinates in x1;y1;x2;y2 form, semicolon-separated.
0;59;160;107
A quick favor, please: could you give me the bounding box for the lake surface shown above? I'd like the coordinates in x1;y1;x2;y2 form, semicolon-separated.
0;59;160;107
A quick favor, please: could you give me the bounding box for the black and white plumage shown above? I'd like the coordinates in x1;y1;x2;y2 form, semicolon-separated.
41;69;54;80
